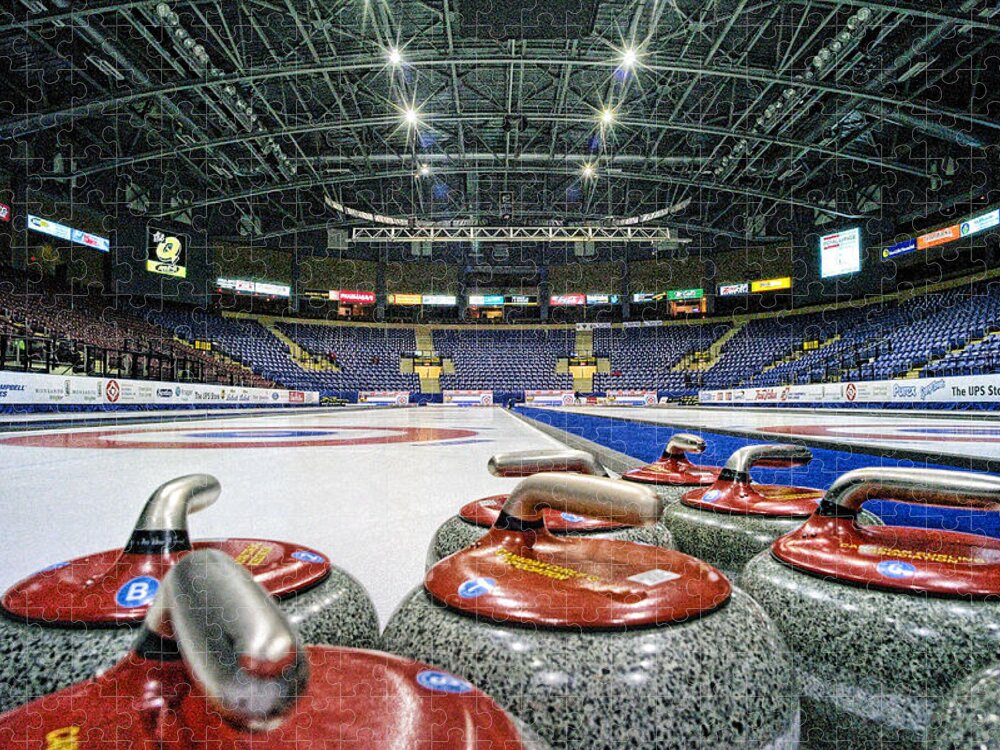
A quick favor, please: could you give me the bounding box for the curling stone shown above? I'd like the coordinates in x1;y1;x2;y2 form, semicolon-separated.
928;662;1000;750
427;447;674;567
384;473;801;750
663;444;824;578
740;467;1000;750
621;433;721;500
0;474;379;713
0;550;549;750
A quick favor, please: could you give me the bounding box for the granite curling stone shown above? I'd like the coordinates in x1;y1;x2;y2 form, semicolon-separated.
427;447;674;567
928;662;1000;750
740;467;1000;750
662;443;825;578
621;432;722;502
0;473;379;714
385;472;801;750
0;550;549;750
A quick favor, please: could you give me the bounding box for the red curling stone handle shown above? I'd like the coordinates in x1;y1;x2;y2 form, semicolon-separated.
144;549;308;731
497;473;662;528
487;448;606;478
817;467;1000;518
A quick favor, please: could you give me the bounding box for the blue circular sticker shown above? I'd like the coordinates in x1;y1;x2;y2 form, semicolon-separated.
292;550;326;564
702;489;722;503
560;512;585;523
416;670;473;694
876;560;917;579
115;576;160;608
457;577;497;599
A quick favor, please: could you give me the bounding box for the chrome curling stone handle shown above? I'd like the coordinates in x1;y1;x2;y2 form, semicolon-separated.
663;433;707;458
720;444;812;482
125;474;222;554
818;467;1000;519
144;549;308;731
488;449;607;478
497;473;662;529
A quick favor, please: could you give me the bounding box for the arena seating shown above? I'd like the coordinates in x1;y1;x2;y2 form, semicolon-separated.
3;271;999;397
593;324;730;395
435;328;574;391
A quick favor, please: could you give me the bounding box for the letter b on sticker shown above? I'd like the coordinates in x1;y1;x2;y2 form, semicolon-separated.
116;576;160;608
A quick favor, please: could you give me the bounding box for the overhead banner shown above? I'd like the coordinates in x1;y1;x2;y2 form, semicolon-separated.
961;209;1000;237
699;373;1000;407
550;294;586;306
820;227;861;278
0;371;316;408
388;293;422;305
882;239;917;259
917;225;960;250
217;278;290;297
147;226;188;278
751;277;792;293
718;282;749;296
422;294;457;306
468;294;504;306
27;215;109;252
337;290;376;304
443;389;493;406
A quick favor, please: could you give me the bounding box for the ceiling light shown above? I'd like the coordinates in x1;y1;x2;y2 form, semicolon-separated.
387;47;403;66
403;107;419;126
581;163;596;178
418;163;431;177
600;107;615;126
621;47;638;69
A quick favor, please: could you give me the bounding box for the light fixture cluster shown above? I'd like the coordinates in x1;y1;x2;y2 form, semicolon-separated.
155;2;298;177
712;7;871;178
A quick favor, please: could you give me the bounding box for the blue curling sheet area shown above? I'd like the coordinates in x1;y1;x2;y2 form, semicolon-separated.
515;406;1000;539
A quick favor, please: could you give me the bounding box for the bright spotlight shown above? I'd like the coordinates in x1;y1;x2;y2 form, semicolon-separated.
387;47;403;66
581;163;596;179
621;47;638;69
600;107;615;126
418;163;431;177
403;107;419;126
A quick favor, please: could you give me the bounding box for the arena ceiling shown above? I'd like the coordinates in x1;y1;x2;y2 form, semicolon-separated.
1;0;997;248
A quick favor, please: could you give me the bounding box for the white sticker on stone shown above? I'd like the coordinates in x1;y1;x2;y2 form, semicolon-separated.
627;569;681;586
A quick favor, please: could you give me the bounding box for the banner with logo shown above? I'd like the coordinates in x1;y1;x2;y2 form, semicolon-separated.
0;371;317;408
358;390;410;406
605;390;657;406
699;373;1000;406
524;390;575;406
147;226;188;278
443;390;493;406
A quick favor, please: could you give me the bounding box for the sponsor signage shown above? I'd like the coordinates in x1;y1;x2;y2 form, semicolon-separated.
718;282;749;296
550;294;586;306
147;226;187;278
216;278;290;297
27;215;109;252
917;224;960;250
524;389;575;406
358;391;410;406
422;294;457;306
632;292;656;303
586;293;611;305
820;227;862;278
0;203;10;222
468;294;504;306
699;372;1000;406
389;293;423;305
883;239;917;259
338;290;375;304
961;209;1000;237
0;371;316;407
751;276;792;293
606;390;657;406
667;288;704;301
505;294;537;305
443;390;494;406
